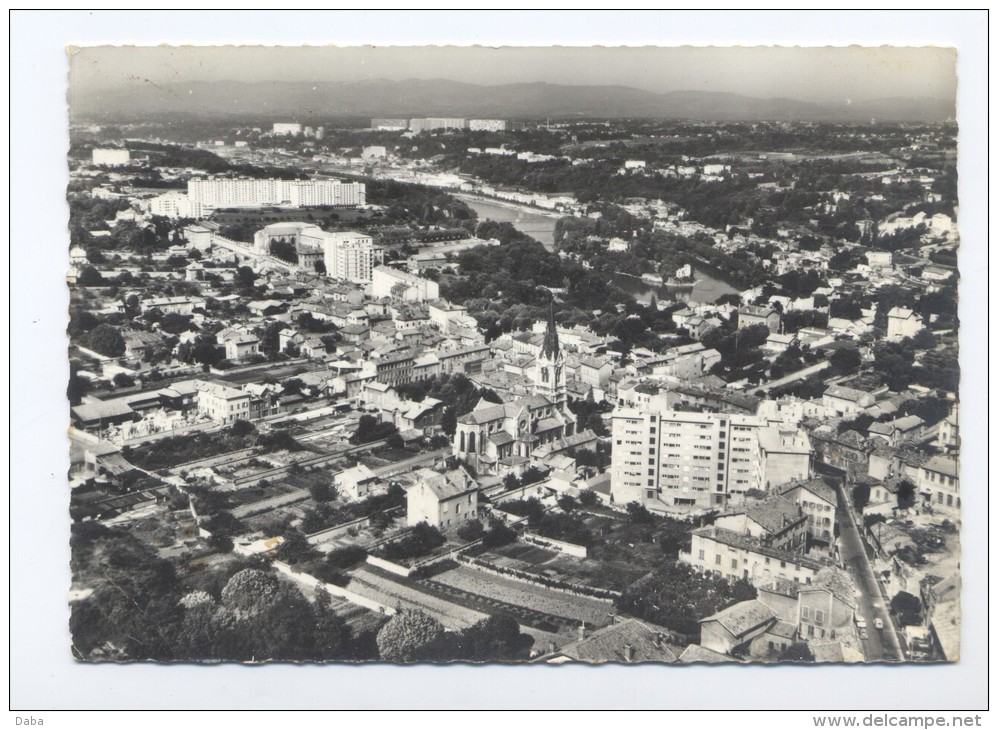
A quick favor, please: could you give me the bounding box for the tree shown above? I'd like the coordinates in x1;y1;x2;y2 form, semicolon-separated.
829;346;862;375
896;479;917;510
376;609;445;662
626;501;655;524
482;518;518;548
452;613;533;662
309;481;335;503
276;528;318;564
456;518;486;542
86;323;126;357
77;266;104;287
236;265;257;288
779;642;815;662
577;489;600;508
113;372;135;388
229;419;256;438
557;495;579;513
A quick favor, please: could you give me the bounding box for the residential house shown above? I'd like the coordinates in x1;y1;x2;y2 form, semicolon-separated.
738;305;781;334
541;619;679;664
779;478;838;544
917;455;960;512
405;467;479;528
682;525;826;588
887;307;923;342
335;464;380;501
822;385;876;417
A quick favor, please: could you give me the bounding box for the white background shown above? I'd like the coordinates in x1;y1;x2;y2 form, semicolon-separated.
9;9;990;712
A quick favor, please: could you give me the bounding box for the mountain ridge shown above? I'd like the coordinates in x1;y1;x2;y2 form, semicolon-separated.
73;78;955;123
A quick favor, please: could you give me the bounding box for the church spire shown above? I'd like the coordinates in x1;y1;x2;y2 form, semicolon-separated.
540;302;560;360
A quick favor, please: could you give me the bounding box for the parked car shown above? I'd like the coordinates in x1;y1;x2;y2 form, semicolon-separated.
874;618;884;630
855;618;867;629
860;628;869;640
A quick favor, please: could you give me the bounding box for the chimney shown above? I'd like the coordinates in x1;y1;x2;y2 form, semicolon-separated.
653;633;664;648
623;644;635;662
578;622;587;641
547;640;557;654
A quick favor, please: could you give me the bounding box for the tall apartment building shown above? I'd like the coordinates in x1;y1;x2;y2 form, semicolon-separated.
92;148;131;166
322;231;383;283
272;122;303;136
371;118;409;131
409;118;468;133
178;178;366;217
610;407;812;511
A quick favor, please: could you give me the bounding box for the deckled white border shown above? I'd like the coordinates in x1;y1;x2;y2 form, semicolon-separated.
10;9;989;712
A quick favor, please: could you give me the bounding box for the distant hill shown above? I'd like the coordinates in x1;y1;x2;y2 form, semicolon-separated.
72;78;955;123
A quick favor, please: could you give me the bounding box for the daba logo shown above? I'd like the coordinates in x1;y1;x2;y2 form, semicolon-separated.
15;718;43;725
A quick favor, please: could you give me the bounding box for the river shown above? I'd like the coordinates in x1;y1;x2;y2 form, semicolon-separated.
610;269;740;305
459;195;739;304
458;196;560;251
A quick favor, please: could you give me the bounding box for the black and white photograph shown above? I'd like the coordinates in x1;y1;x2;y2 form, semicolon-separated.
10;8;990;715
62;41;965;667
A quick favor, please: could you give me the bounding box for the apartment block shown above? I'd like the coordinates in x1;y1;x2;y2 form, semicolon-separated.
610;407;812;511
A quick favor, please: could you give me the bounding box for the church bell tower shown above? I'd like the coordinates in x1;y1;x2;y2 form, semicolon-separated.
535;304;566;407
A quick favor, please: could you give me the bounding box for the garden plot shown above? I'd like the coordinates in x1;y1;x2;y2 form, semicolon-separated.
428;564;614;628
348;566;487;630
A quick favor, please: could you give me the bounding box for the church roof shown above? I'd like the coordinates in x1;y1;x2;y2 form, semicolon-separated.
540;304;560;360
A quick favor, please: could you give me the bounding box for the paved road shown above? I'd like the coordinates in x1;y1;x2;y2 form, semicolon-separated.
834;478;904;662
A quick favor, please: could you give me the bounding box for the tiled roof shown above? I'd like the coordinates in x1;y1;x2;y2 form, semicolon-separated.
678;644;737;664
560;619;679;664
700;599;776;638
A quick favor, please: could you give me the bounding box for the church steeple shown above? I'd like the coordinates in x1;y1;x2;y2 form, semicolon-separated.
540;302;560;360
535;302;566;407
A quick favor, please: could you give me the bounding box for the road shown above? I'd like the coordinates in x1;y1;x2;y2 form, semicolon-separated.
834;478;905;662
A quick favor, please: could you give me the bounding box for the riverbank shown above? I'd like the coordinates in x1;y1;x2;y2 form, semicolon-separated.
453;193;567;222
455;194;564;251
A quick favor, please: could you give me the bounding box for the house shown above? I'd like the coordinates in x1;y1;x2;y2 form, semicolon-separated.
738;305;781;334
713;495;809;554
779;478;837;544
764;332;798;354
917;455;960;511
335;464;379;501
921;265;954;283
193;381;253;424
541;619;679;664
699;600;778;656
822;385;876;417
808;427;875;479
405;467;479;529
868;415;925;447
923;574;960;661
683;525;827;589
577;356;613;389
887;307;923;342
217;330;260;362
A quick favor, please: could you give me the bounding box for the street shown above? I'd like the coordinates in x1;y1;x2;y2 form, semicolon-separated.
834;479;904;662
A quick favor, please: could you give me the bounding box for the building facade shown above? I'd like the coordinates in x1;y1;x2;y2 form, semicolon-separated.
610;408;812;511
322;231;383;283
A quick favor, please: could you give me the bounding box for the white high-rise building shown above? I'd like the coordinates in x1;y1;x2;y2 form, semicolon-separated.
469;119;508;132
272;122;303;136
322;231;383;283
409;118;467;133
610;407;812;512
181;178;366;217
92;148;130;166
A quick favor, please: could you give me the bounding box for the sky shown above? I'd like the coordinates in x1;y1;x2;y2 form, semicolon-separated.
69;45;957;104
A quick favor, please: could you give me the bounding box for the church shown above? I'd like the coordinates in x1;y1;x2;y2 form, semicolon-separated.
452;307;598;475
